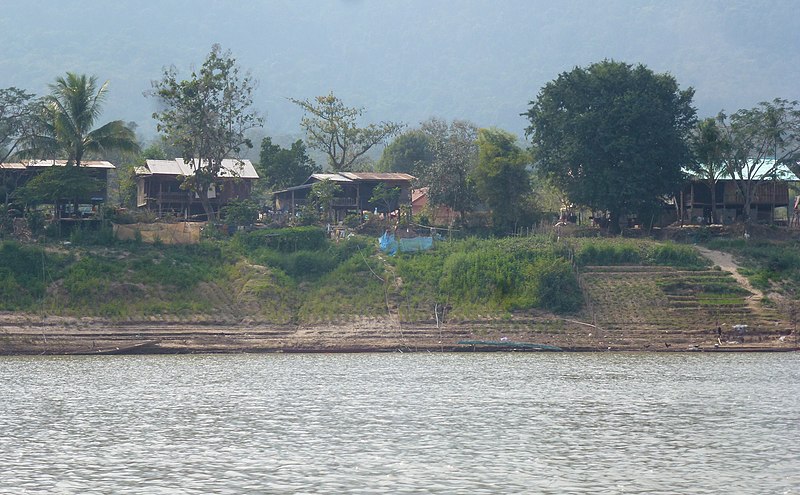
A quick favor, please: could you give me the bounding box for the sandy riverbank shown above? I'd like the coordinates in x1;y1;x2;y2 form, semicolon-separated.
1;313;796;355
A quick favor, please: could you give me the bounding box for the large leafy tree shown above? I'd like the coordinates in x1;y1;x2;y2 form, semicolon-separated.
473;128;532;233
14;166;103;208
525;60;696;233
306;179;341;223
688;117;729;224
0;87;37;164
715;98;800;224
151;44;263;222
258;137;319;191
376;129;434;175
369;183;401;214
291;92;403;172
16;73;139;216
0;87;37;206
417;118;479;220
101;122;145;208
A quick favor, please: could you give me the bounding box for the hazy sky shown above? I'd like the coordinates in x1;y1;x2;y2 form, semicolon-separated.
1;0;798;142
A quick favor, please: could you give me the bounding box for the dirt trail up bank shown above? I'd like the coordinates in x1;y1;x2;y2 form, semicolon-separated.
695;246;764;311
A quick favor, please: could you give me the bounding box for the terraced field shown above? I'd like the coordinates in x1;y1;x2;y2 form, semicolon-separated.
578;265;785;349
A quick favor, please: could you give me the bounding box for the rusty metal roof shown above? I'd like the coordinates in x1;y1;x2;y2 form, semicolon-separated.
411;187;429;203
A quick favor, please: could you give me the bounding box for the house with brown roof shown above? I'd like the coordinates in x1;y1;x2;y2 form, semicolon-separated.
273;172;414;222
135;158;259;219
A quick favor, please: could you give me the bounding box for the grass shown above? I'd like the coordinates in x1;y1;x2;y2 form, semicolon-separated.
297;255;388;322
392;236;582;319
0;242;70;310
705;238;800;294
0;231;386;322
1;229;786;325
572;238;708;269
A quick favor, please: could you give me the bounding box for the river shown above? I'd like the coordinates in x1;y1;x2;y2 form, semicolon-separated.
1;352;798;494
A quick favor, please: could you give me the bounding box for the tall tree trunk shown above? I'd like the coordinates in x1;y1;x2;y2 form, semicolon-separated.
608;209;622;235
710;180;718;224
193;176;216;223
743;187;753;225
200;192;216;222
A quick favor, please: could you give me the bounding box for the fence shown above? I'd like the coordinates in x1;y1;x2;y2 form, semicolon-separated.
113;222;203;244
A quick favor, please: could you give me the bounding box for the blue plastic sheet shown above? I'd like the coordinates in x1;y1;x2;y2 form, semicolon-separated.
379;232;398;256
399;236;434;253
379;233;434;255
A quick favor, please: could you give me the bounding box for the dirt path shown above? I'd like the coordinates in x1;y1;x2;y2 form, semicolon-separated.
695;246;764;309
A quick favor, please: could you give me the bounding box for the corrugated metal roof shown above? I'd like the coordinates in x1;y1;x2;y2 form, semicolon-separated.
275;172;416;196
0;162;26;170
24;160;115;169
273;183;315;194
218;158;259;179
146;159;184;175
685;159;799;180
340;172;416;181
309;173;353;183
178;158;259;179
141;158;259;179
306;172;415;183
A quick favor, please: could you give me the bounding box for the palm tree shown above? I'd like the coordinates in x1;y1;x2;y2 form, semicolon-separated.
37;73;139;167
17;73;139;217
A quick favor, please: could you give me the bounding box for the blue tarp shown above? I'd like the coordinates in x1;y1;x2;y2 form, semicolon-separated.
399;236;434;253
379;232;398;255
379;233;433;255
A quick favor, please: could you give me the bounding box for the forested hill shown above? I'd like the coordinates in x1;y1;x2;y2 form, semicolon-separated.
1;0;798;141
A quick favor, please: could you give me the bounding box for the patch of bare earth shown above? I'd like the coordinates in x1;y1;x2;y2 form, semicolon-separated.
695;246;764;310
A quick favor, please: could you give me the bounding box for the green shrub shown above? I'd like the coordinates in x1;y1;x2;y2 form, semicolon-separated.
646;242;707;268
573;238;706;268
0;242;67;310
244;236;372;281
393;236;581;316
61;257;125;303
344;213;362;228
129;247;224;290
222;199;259;228
440;248;520;304
524;257;582;313
235;226;327;252
574;238;641;265
25;210;46;236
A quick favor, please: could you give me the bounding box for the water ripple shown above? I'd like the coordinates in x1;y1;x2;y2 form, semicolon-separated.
1;352;798;493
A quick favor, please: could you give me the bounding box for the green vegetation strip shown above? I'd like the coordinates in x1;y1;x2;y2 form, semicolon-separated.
0;232;727;323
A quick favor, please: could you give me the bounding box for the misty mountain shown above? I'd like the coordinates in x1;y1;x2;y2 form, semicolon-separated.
1;0;798;145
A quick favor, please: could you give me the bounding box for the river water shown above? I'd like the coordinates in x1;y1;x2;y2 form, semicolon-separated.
1;352;798;494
